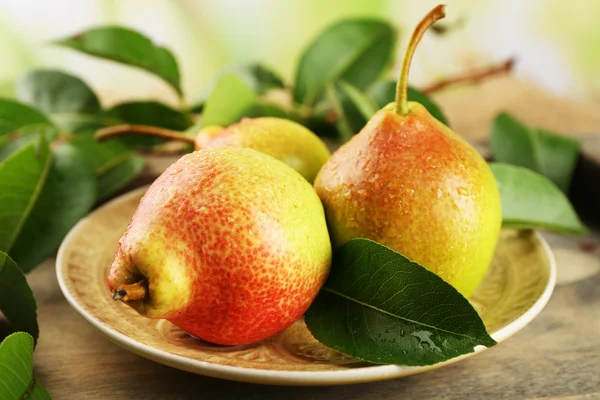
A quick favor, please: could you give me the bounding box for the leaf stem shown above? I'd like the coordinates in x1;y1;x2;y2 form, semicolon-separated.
395;4;446;116
95;124;195;145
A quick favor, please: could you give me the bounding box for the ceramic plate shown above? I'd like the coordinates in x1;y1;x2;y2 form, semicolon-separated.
56;187;556;386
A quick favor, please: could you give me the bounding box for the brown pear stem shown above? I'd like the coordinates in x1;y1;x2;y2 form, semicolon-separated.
421;59;515;94
95;124;196;145
112;280;148;302
395;4;447;116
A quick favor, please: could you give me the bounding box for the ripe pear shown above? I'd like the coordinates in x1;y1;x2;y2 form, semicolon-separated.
96;117;330;182
314;5;501;298
107;147;332;345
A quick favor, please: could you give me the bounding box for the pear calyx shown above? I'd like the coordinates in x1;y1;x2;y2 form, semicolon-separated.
112;280;148;302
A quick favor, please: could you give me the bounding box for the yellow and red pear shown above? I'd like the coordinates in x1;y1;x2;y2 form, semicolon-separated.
108;147;332;345
314;5;501;297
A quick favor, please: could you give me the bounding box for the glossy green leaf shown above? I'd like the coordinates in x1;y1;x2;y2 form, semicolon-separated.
69;133;144;202
0;140;52;253
0;125;57;163
200;75;258;127
10;143;96;272
305;239;496;366
0;98;52;137
490;163;586;234
490;113;580;193
0;332;49;400
368;80;449;125
17;69;103;132
0;332;35;399
0;254;38;340
97;154;145;201
336;80;378;138
105;101;190;148
294;20;396;106
56;26;182;95
190;63;285;113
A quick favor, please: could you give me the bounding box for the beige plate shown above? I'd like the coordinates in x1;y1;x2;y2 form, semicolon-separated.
56;187;556;386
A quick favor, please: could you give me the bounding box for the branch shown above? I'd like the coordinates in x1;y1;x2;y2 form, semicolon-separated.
421;58;515;94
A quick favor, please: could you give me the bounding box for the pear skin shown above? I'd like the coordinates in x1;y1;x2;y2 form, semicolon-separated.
108;147;332;345
195;117;331;182
315;102;501;298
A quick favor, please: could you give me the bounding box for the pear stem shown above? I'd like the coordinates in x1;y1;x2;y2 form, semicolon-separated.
395;4;447;116
112;280;148;302
95;124;196;145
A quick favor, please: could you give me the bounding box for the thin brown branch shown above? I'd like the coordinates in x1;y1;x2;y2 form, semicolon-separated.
95;124;195;145
421;58;515;94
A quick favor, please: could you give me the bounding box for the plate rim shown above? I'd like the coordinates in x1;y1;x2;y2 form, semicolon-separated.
56;187;557;386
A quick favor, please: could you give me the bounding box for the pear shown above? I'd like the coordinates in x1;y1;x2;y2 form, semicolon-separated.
107;147;332;345
96;117;330;182
314;5;501;298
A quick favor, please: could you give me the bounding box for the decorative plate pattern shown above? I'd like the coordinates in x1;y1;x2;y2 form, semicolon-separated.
56;187;556;385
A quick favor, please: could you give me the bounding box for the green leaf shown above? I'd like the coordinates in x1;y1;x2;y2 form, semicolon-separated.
331;80;378;139
56;26;182;95
0;254;38;340
25;380;52;400
69;133;144;201
106;101;190;148
368;81;449;126
0;332;35;399
0;140;52;253
0;332;49;400
0;125;57;163
490;113;580;193
97;154;145;201
10;143;96;272
294;19;396;106
490;163;586;234
16;69;103;132
200;75;258;127
190;63;284;113
0;98;52;137
305;239;496;366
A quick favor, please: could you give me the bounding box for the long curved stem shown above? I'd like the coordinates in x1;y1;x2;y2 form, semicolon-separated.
95;124;196;145
395;4;447;116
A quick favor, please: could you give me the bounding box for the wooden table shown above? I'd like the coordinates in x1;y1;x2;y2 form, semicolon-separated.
21;78;600;398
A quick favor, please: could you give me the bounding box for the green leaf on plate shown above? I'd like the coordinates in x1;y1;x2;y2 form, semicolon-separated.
0;139;52;254
105;101;190;148
16;69;103;132
368;80;449;126
10;143;96;272
200;75;258;127
0;98;53;137
0;332;49;399
56;26;182;95
490;113;580;193
0;254;38;340
490;163;586;234
305;238;496;366
69;132;144;201
294;19;396;106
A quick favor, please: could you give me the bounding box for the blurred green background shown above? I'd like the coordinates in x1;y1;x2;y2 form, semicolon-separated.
1;0;599;107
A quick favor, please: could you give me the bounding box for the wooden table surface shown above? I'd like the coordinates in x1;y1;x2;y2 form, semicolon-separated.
18;78;600;398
